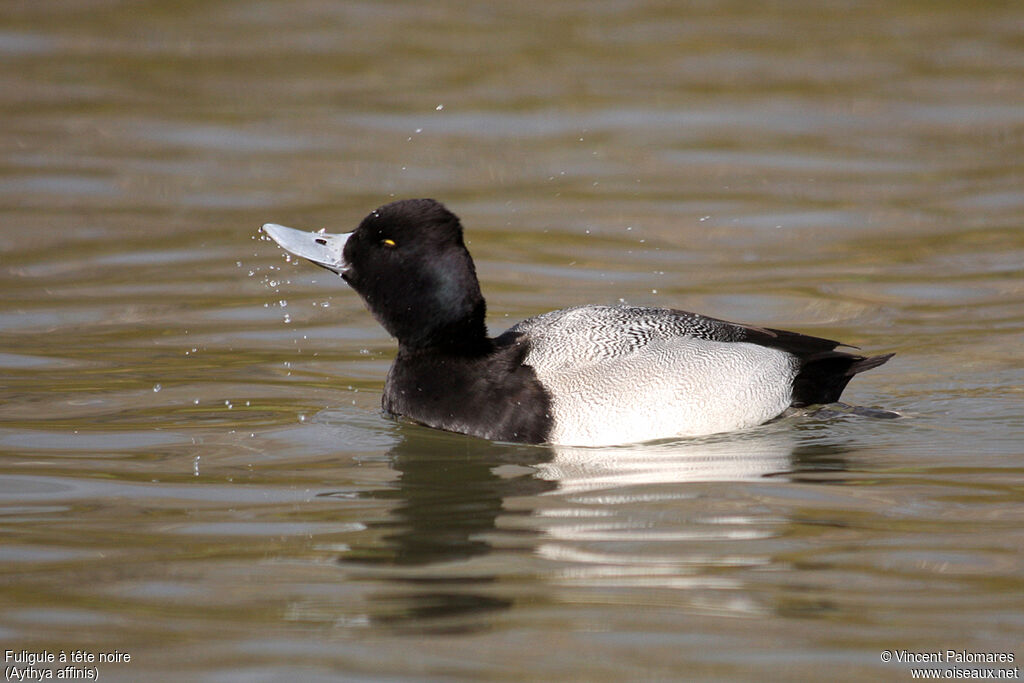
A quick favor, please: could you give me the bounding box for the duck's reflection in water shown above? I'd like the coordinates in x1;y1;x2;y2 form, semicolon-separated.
330;419;849;632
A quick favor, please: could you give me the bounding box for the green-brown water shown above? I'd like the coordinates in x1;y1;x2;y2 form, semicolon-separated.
2;1;1022;680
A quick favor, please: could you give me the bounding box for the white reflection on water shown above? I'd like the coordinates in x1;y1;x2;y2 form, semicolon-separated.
538;423;796;495
522;426;798;616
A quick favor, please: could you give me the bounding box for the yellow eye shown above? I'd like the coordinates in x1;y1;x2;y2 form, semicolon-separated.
382;239;396;247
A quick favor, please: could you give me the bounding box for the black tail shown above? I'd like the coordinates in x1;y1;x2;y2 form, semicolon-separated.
791;352;894;407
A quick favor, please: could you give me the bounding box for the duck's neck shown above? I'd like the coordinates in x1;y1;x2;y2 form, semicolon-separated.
396;299;493;356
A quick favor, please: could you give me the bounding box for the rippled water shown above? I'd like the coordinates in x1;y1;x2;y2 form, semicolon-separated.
2;1;1022;680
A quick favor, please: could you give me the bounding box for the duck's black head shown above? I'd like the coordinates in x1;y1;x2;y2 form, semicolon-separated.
341;199;489;352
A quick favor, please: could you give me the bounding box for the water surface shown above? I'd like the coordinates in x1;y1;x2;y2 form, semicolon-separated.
1;1;1022;680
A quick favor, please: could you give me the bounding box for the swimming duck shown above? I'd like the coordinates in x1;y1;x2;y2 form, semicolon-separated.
263;198;892;447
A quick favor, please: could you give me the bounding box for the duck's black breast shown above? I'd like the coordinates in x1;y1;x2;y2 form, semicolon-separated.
382;332;552;444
